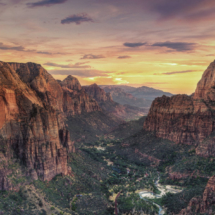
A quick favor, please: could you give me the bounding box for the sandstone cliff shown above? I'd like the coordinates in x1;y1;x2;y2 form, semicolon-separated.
9;63;100;116
144;60;215;145
0;62;75;185
59;77;101;115
83;83;113;102
178;175;215;215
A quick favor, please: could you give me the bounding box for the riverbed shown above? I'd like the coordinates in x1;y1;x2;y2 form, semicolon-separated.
139;179;183;215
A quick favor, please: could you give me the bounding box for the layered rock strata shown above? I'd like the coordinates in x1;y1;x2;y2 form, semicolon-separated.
144;61;215;145
0;62;76;183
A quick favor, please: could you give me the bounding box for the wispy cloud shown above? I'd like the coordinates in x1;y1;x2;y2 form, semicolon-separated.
123;42;147;48
44;62;91;69
61;13;94;25
154;70;197;75
118;55;131;59
0;43;25;51
49;69;108;77
152;41;197;52
37;51;53;55
80;54;105;59
27;0;67;8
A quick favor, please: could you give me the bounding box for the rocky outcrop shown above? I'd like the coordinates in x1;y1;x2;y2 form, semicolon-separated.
194;60;215;101
178;175;215;214
144;61;215;145
60;80;101;115
0;62;75;184
196;133;215;157
60;75;82;91
9;63;100;116
83;83;113;102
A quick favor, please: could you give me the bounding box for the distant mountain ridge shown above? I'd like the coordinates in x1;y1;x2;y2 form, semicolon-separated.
83;83;148;120
99;85;173;112
100;85;173;100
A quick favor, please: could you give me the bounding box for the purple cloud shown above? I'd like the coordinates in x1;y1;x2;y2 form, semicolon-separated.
27;0;67;8
152;42;196;52
49;69;108;77
0;43;25;51
146;0;215;22
44;62;91;69
61;13;94;25
124;42;147;48
118;56;131;59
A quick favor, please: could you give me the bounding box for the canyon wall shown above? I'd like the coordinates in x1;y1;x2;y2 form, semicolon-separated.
0;61;76;184
178;175;215;214
144;61;215;145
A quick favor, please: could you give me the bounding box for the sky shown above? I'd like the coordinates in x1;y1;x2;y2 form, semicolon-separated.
0;0;215;94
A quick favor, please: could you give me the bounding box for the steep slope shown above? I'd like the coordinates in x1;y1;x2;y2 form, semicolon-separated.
9;63;100;116
59;76;101;115
0;61;74;186
101;85;151;108
83;84;148;120
0;62;125;187
144;60;215;145
177;175;215;214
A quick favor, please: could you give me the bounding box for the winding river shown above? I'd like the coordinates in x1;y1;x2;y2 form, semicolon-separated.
139;178;182;215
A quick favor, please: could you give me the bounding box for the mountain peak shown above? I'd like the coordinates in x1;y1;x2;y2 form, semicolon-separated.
64;75;76;81
61;75;82;91
194;60;215;100
83;84;113;102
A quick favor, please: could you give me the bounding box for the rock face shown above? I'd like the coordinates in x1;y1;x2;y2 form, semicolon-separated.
178;175;215;214
0;61;103;188
0;61;75;183
60;75;82;91
9;63;100;116
59;78;101;115
83;83;113;102
194;60;215;101
144;61;215;145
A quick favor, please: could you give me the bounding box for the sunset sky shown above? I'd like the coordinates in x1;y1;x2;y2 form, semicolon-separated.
0;0;215;94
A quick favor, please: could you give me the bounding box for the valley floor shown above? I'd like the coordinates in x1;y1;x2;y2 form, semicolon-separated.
0;116;214;215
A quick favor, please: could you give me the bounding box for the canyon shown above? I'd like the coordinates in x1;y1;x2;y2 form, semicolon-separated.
0;61;117;188
144;60;215;146
1;59;215;214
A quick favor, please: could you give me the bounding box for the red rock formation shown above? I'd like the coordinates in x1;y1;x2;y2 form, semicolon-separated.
9;63;101;116
60;75;82;91
178;175;215;214
194;60;215;101
144;61;215;145
60;80;101;115
83;83;113;102
196;134;215;157
0;62;75;185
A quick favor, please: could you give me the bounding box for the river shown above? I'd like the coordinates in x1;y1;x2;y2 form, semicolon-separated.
139;178;183;215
